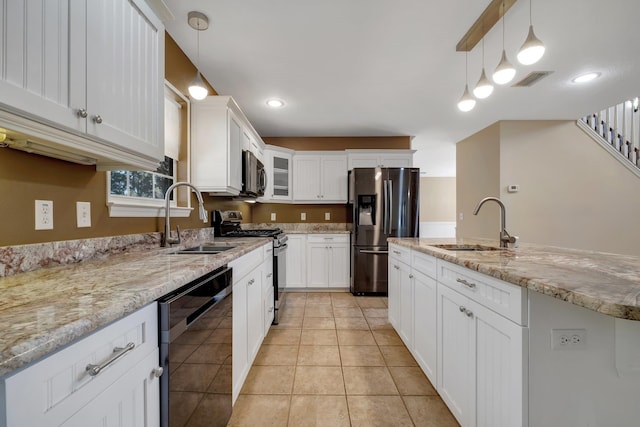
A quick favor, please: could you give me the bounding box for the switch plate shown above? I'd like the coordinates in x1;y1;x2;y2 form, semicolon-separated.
35;200;53;230
507;184;520;193
459;212;464;220
325;212;331;221
551;329;587;350
301;212;306;221
270;213;276;221
76;201;91;228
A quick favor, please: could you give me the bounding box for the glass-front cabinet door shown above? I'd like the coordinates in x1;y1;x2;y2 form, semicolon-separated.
262;146;293;201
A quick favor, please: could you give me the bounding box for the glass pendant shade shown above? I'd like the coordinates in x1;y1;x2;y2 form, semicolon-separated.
188;71;208;100
517;25;545;65
493;50;516;85
473;69;494;99
458;84;476;112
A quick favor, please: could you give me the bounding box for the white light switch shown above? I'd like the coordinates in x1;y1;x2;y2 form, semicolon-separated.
76;201;91;228
325;212;331;221
35;200;53;230
301;212;306;221
270;213;276;221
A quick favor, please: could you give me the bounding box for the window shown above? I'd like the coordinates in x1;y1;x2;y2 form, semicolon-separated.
106;82;191;217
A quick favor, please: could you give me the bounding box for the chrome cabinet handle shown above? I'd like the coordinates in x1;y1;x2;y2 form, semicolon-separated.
77;108;87;118
86;342;135;376
268;307;274;313
248;279;255;285
456;278;476;289
409;274;414;278
459;306;466;313
152;367;164;378
93;115;103;124
266;273;273;278
393;250;401;255
458;306;474;318
393;265;400;270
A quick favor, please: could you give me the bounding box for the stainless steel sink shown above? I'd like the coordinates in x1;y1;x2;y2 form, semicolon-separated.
170;245;236;255
432;244;502;252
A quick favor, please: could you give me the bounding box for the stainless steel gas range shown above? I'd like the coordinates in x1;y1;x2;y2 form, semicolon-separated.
213;210;287;324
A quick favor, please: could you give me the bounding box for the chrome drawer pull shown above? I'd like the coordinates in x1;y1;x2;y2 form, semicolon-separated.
394;265;400;270
248;279;255;285
459;306;466;313
393;250;401;255
456;278;476;289
266;273;273;278
152;367;164;378
86;342;135;377
465;309;474;318
409;274;414;279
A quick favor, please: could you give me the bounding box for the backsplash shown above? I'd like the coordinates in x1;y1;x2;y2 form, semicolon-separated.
245;223;351;232
0;228;216;278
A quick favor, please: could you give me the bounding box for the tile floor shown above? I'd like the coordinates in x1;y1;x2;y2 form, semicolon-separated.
227;292;459;426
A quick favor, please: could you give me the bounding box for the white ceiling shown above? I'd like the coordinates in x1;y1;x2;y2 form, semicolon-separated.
163;0;640;176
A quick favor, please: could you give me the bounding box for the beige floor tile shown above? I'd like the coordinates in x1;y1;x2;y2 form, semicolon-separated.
300;329;338;345
306;293;333;305
240;366;295;394
227;395;291;427
304;304;334;318
185;393;232;427
272;316;303;329
347;395;413;427
332;297;360;308
379;345;418;366
403;396;461;427
289;395;350;426
185;343;231;364
333;306;364;317
366;316;394;330
292;366;345;395
218;317;233;328
169;391;202;427
389;367;437;395
372;329;404;346
343;366;399;395
302;317;336;330
170;363;220;392
262;328;302;345
297;345;341;366
340;345;385;366
253;345;299;366
363;308;389;318
337;330;376;346
286;293;308;307
356;298;387;308
280;306;305;317
334;316;370;330
204;327;232;344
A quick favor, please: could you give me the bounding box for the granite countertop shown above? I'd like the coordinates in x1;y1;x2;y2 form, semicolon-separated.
388;237;640;321
0;237;270;377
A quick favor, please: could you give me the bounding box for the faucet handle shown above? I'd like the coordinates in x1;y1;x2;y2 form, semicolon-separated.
507;235;519;248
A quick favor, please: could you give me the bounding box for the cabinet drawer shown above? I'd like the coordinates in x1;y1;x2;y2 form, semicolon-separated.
307;234;350;244
412;250;437;279
4;303;158;427
437;260;527;325
389;244;411;265
230;247;264;281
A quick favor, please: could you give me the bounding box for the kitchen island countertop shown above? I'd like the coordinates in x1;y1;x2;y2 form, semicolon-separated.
388;237;640;321
0;237;270;377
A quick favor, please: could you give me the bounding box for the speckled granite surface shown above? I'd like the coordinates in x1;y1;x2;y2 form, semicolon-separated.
388;237;640;321
0;234;270;377
247;223;351;234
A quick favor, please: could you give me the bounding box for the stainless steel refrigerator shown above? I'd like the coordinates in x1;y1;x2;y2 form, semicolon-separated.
349;167;420;295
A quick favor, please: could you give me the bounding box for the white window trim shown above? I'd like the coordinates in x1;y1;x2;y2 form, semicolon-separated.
106;81;192;218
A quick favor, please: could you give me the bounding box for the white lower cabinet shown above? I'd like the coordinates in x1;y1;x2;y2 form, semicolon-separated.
2;303;160;427
388;244;528;427
285;234;306;288
306;235;350;288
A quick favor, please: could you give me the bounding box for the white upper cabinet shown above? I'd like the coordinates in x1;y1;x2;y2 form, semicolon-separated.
0;0;165;170
293;152;347;203
346;149;415;169
260;145;293;202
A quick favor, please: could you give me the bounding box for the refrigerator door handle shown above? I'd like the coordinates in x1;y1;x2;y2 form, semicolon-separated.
383;180;389;235
359;250;389;254
388;179;393;234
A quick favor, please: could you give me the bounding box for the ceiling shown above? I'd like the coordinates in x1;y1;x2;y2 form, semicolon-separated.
163;0;640;176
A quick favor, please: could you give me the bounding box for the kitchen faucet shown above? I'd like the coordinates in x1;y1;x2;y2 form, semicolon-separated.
162;182;208;247
472;196;518;248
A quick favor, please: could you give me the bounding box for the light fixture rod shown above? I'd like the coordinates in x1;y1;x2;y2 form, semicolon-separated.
456;0;518;52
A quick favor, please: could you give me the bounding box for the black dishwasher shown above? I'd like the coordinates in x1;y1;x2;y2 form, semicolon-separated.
158;266;233;427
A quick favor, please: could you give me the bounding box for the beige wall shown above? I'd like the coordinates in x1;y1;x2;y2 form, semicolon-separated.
420;177;456;222
457;120;640;256
456;122;501;239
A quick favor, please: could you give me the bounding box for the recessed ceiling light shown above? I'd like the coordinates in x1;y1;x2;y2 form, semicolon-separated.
572;72;600;84
266;99;285;108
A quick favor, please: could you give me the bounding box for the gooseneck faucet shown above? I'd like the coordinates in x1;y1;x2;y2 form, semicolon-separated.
472;196;518;248
162;182;208;247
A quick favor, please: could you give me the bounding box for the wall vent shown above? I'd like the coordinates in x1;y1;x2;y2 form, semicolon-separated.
512;71;553;87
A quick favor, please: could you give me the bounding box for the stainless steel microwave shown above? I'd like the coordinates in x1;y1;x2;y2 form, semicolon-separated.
241;150;266;197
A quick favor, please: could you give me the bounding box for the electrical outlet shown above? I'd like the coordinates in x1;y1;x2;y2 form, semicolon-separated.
551;329;587;350
325;212;330;221
459;212;464;220
301;212;306;221
76;201;91;228
35;200;53;230
270;212;276;221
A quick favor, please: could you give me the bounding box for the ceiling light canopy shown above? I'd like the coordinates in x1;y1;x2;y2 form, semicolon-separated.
571;72;600;84
187;11;209;101
266;99;285;108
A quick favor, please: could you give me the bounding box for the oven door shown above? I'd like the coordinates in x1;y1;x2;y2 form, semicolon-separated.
273;243;287;323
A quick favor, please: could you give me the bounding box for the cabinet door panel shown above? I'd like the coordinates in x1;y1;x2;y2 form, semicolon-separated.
388;260;401;329
0;0;84;130
228;112;243;192
285;235;306;287
398;261;413;347
247;270;264;363
328;243;350;287
413;270;437;384
232;279;248;403
293;157;321;200
306;244;329;286
86;0;163;160
321;156;347;201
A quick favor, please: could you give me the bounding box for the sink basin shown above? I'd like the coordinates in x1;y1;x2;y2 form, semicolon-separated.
432;244;502;252
170;245;236;255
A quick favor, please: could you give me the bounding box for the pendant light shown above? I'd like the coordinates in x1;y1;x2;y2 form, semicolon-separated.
492;0;516;85
187;11;209;100
517;0;545;65
458;50;476;112
473;35;493;99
